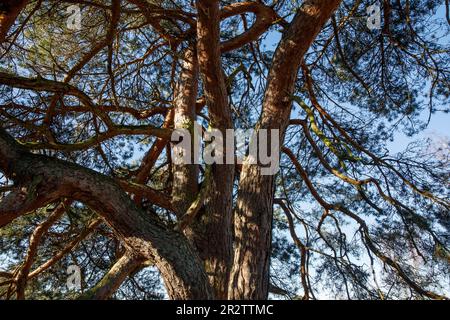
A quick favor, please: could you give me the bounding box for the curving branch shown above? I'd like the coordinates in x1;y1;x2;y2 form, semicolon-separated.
0;127;213;299
220;2;281;53
15;201;70;299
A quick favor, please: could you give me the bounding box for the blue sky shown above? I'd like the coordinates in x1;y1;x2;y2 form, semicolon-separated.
260;3;450;155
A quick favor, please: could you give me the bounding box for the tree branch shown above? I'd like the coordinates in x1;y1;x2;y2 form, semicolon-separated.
78;251;146;300
0;127;213;299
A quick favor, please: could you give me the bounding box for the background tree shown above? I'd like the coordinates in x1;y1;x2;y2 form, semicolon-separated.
0;0;449;300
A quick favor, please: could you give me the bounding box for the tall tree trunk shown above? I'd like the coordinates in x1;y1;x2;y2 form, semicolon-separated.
229;0;343;299
172;47;199;217
193;0;235;299
171;46;233;299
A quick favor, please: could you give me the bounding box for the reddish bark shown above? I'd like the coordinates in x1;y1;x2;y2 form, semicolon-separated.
229;0;343;299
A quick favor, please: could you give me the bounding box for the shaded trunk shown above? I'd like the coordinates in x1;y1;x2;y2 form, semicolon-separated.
172;44;234;299
189;164;234;299
229;165;275;300
193;0;235;299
